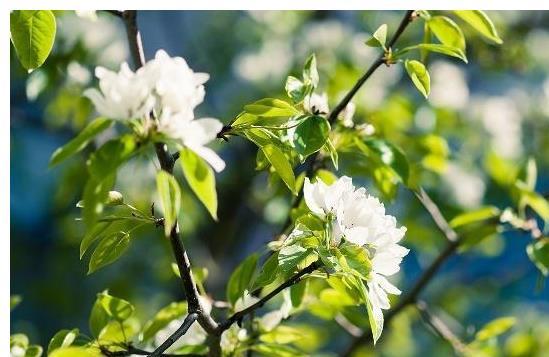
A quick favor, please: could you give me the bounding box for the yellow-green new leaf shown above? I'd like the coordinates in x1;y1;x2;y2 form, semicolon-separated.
454;10;503;44
366;24;388;49
156;171;182;235
88;232;130;274
428;16;466;50
180;148;218;220
10;10;57;72
475;317;516;341
405;60;430;98
49;347;101;357
396;44;467;63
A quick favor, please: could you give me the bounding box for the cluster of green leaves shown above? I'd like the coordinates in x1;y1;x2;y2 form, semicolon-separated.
228;54;334;195
366;10;503;99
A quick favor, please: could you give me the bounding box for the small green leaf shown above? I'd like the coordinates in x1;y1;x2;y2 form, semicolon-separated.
262;144;296;194
49;118;113;167
10;10;56;71
252;253;280;290
156;171;182;236
475;317;516;341
24;345;43;357
339;243;372;280
227;254;259;306
244;98;300;117
80;222;113;259
293;115;331;158
285;76;308;103
89;299;109;338
360;138;409;184
290;280;308;308
180;148;218;220
49;347;101;357
404;60;430;98
454;10;503;44
48;329;79;354
450;206;501;229
82;175;115;228
303;54;319;88
88;232;130;274
97;291;134;320
231;112;259;128
366;24;388;49
427;16;466;50
527;238;549;276
518;187;549;223
395;43;468;63
142;302;188;342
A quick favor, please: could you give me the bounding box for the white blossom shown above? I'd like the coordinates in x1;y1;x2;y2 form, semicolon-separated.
339;102;355;128
84;62;155;120
304;92;329;115
303;176;408;339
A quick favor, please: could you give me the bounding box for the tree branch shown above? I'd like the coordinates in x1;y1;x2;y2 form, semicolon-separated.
151;313;199;357
416;300;469;355
118;9;220;355
414;187;458;242
216;261;321;332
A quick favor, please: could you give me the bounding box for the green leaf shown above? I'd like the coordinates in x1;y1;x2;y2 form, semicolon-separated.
226;254;259;306
82;175;115;228
454;10;503;44
49;118;113;167
262;144;296;194
302;54;319;88
366;24;388;49
89;299;109;338
339;243;372;280
141;302;187;342
279;245;316;274
24;345;43;357
527;238;549;276
49;347;101;357
449;206;501;229
518;187;549;223
395;43;468;63
285;76;308;103
231;112;259;128
156;171;182;236
360;138;409;184
252;253;280;290
180;148;218;220
98;319;140;345
48;329;79;354
244;98;300;117
88;231;130;274
293;115;330;158
87;135;137;179
80;222;113;259
427;16;466;50
404;60;430;98
517;157;537;192
10;10;56;71
475;317;516;341
97;291;134;320
290;280;308;308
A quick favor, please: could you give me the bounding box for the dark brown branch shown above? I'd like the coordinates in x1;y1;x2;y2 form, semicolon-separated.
118;9;220;355
416;300;469;354
151;313;199;356
216;261;321;332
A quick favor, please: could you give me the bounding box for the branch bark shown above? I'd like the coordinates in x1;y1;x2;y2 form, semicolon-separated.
119;10;220;356
217;261;321;332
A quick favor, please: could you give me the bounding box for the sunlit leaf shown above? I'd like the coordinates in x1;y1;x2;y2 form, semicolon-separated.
366;24;388;49
428;16;466;50
180;148;218;220
48;329;79;354
293;115;330;158
404;60;430;98
244;98;299;117
10;10;56;71
475;317;516;341
156;171;182;235
450;206;501;229
227;253;259;306
303;53;319;88
262;144;297;194
88;231;130;274
454;10;503;44
141;302;187;342
395;43;467;62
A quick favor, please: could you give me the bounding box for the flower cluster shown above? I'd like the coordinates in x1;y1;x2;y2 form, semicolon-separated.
84;50;225;172
303;176;408;331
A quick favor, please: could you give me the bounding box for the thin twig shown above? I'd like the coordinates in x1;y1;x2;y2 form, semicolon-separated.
414;187;458;242
151;313;199;356
216;261;321;332
416;300;469;355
